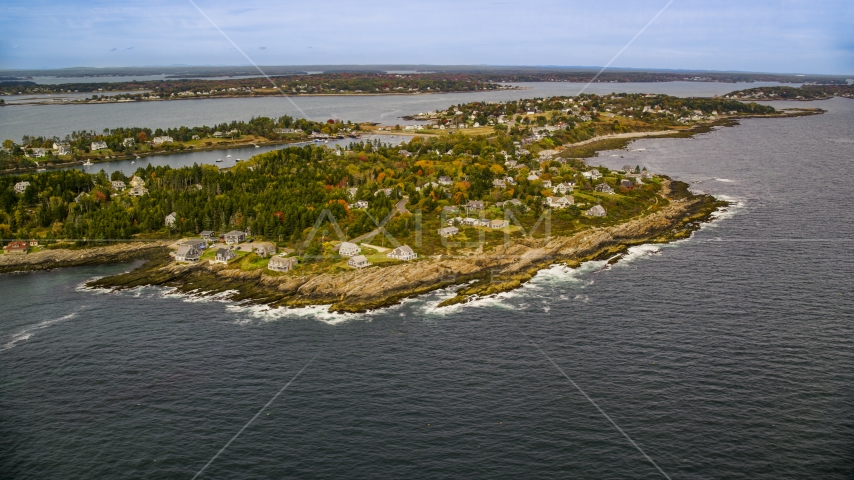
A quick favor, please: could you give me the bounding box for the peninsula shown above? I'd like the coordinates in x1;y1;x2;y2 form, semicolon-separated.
0;93;822;310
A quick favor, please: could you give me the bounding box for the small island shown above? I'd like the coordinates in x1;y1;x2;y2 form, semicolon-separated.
0;92;823;311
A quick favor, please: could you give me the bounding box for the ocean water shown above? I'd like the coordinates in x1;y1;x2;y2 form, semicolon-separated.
1;96;853;479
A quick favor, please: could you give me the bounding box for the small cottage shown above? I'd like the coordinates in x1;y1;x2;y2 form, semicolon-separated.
214;248;237;264
438;226;459;237
4;241;29;255
268;256;298;272
595;183;615;194
223;231;246;245
585;205;607;217
387;245;417;261
175;245;201;262
253;242;276;257
347;255;371;269
338;242;361;257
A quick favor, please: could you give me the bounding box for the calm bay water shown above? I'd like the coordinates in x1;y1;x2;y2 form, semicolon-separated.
1;90;853;479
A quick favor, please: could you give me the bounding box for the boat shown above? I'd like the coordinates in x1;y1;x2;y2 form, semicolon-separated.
83;159;93;166
216;158;223;163
226;154;231;158
37;168;46;172
131;161;135;164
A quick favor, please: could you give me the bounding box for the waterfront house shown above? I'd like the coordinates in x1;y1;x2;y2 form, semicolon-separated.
91;141;108;151
4;240;29;255
352;200;369;209
181;239;207;250
387;245;417;261
111;180;126;190
152;136;173;146
466;200;484;211
622;164;634;172
585;205;607;217
620;179;634;189
438;226;459;237
223;230;246;245
268;255;298;272
595;183;615;194
214;248;237;264
200;230;216;241
129;176;145;188
253;242;276;257
123;138;135;147
338;242;361;257
488;219;509;229
27;148;48;158
582;169;603;180
57;144;71;156
175;245;201;262
347;255;371;269
29;239;39;247
165;212;177;227
14;181;30;194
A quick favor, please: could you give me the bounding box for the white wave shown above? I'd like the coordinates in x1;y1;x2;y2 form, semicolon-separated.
713;177;734;183
1;311;80;352
610;244;662;268
224;303;360;326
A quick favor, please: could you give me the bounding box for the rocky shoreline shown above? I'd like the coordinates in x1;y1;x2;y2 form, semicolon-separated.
79;180;725;313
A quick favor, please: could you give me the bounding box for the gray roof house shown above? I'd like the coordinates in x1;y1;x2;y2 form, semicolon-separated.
438;176;453;186
545;196;574;209
347;255;371;269
466;200;484;210
387;245;417;261
439;226;459;237
200;230;216;240
585;205;607;217
338;242;361;257
181;239;207;250
268;255;298;272
165;212;177;227
111;180;126;191
253;242;276;257
595;183;615;194
175;245;201;262
214;248;237;264
223;230;246;245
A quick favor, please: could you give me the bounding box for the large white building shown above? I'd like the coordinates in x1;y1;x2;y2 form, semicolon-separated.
338;242;361;257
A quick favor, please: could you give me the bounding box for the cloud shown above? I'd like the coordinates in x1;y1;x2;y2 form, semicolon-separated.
259;46;266;50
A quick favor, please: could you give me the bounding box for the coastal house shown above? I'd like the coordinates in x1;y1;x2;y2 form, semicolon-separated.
585;205;607;217
29;239;39;247
504;176;517;186
541;180;553;188
253;242;276;257
438;226;459;237
387;245;417;261
213;248;237;264
492;179;506;189
91;141;108;151
620;179;635;189
111;180;126;190
223;230;246;245
129;176;145;188
181;239;207;250
545;195;574;209
582;169;603;180
268;256;298;272
352;200;369;209
460;217;480;226
504;198;523;208
14;181;30;194
338;242;361;257
374;188;392;197
165;212;177;227
527;173;540;181
56;144;71;156
347;255;371;269
175;245;201;262
200;230;217;241
152;136;173;146
641;169;653;180
438;176;453;186
595;183;615;194
4;240;29;255
27;148;47;158
553;182;574;194
466;200;484;211
488;219;509;229
442;206;460;215
348;187;358;199
622;164;634;172
123;138;135;147
213;131;223;138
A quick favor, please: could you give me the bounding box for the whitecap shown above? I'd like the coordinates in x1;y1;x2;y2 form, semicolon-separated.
1;311;80;352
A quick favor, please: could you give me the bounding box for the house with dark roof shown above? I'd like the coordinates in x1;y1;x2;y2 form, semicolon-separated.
214;248;237;264
388;245;417;261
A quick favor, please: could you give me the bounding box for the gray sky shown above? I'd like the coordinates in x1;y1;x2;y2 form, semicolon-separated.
1;0;852;74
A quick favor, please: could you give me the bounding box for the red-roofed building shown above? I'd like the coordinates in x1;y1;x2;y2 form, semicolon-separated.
4;241;29;255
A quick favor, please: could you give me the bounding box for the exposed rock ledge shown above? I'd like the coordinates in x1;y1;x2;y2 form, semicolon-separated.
0;241;171;274
86;180;725;312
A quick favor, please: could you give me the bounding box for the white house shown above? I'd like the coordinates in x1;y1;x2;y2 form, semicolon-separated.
348;187;358;198
338;242;361;257
492;179;506;189
438;226;459;237
268;255;298;272
129;186;148;197
352;200;369;209
27;148;47;158
175;245;201;262
111;180;126;190
253;242;276;257
347;255;371;269
165;212;177;227
214;248;237;264
223;230;247;245
488;219;509;229
387;245;417;261
438;176;453;186
582;169;603;180
545;195;575;209
152;136;173;146
527;174;540;181
129;176;145;188
91;141;108;151
553;182;574;194
56;144;71;156
585;205;607;217
14;181;30;194
123;138;135;147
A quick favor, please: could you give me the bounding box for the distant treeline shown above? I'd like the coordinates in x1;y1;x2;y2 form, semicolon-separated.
725;85;854;100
